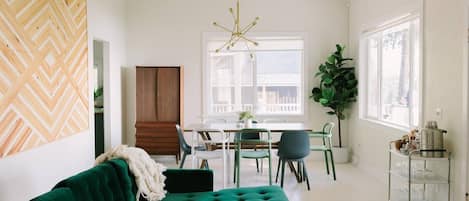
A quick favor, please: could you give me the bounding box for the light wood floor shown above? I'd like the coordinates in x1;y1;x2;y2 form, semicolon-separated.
153;153;386;201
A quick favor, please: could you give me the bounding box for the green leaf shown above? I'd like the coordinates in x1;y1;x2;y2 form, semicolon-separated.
324;77;333;84
327;111;336;115
327;55;336;64
319;98;329;105
315;71;323;77
322;88;334;99
319;64;326;72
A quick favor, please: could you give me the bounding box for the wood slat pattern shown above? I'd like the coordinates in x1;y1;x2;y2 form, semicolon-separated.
0;0;88;157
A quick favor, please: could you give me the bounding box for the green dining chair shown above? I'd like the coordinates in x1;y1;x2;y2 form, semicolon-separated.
309;122;336;180
275;131;311;190
234;128;273;188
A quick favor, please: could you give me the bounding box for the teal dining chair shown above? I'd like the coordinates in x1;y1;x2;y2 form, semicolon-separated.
176;124;206;169
275;131;311;190
234;128;273;188
309;122;336;180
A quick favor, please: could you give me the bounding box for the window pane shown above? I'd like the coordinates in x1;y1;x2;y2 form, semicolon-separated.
256;51;302;114
206;37;304;116
366;37;379;118
380;23;411;127
411;19;420;127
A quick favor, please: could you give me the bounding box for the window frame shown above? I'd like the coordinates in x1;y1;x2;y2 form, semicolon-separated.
358;14;423;131
202;32;308;119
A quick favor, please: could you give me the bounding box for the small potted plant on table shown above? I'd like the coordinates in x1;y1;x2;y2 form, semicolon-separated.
239;111;255;128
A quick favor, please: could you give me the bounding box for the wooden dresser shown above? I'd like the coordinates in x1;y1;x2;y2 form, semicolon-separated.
135;66;183;161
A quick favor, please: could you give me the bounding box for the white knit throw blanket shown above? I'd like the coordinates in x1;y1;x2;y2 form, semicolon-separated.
95;145;167;201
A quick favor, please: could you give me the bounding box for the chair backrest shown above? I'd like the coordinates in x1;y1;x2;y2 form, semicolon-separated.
322;122;335;136
192;128;229;150
176;124;191;152
236;128;271;144
278;131;311;159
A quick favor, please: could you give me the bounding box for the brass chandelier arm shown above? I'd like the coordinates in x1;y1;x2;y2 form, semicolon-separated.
238;35;258;46
216;35;236;52
213;22;234;33
240;22;256;34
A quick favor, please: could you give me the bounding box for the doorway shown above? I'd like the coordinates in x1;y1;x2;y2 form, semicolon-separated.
93;40;107;157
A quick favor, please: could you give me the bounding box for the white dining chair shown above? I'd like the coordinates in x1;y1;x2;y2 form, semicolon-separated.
191;128;230;188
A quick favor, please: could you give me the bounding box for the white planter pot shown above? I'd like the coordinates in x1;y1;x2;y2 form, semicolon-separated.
332;147;350;163
244;119;253;128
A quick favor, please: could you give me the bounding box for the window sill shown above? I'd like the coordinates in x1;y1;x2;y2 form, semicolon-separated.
360;117;412;132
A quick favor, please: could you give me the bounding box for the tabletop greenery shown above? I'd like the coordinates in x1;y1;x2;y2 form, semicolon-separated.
311;44;358;148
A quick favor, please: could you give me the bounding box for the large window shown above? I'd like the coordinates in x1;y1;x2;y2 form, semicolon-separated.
204;35;304;116
360;16;421;129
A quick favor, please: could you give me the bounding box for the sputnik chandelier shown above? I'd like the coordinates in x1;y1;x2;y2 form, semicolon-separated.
213;0;259;58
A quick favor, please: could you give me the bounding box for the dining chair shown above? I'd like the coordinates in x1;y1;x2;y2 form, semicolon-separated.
191;128;229;188
309;122;336;180
234;128;272;188
175;124;206;169
275;131;311;190
232;120;264;175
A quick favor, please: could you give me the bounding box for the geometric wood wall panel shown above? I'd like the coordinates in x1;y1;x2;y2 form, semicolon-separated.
0;0;88;157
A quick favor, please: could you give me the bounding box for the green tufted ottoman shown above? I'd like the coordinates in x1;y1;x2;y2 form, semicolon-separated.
163;186;288;201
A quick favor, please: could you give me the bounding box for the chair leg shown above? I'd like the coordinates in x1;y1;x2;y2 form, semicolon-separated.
275;158;281;183
205;160;210;169
302;160;310;190
179;152;187;169
268;153;272;186
280;160;286;188
297;161;302;182
256;159;260;173
236;150;241;188
329;150;337;181
324;150;330;175
233;151;238;183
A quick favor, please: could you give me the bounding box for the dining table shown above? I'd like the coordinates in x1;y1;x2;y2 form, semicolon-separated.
184;122;313;183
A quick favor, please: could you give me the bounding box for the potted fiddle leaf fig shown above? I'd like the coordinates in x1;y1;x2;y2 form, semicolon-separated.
311;44;358;163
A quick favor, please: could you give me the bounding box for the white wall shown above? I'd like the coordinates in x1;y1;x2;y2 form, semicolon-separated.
349;0;468;200
88;0;127;149
0;1;128;200
0;133;94;201
124;0;350;146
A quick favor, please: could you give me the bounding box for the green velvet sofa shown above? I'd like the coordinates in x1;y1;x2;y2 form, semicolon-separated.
32;159;288;201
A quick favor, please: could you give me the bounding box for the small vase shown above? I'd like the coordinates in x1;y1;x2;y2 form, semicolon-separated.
244;119;253;128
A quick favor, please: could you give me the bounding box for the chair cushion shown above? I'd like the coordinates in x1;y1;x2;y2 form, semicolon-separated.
162;186;288;201
240;150;270;158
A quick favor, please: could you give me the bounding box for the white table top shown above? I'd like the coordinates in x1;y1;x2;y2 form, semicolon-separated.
184;122;312;132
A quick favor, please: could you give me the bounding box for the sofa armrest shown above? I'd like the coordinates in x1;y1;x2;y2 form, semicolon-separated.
30;188;76;201
163;169;213;193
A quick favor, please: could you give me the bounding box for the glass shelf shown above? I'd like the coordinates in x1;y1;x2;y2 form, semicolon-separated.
389;170;449;184
389;149;450;161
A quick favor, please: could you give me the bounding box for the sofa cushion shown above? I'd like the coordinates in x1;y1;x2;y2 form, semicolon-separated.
162;186;288;201
54;159;136;201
